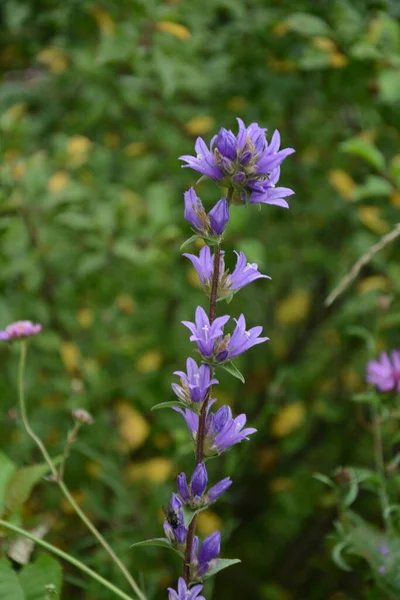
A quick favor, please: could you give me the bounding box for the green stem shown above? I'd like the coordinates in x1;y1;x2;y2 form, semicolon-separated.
0;519;135;600
372;403;393;532
17;341;147;600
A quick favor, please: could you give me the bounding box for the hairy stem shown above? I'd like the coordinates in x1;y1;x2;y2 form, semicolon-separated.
0;519;136;600
17;341;147;600
183;187;232;582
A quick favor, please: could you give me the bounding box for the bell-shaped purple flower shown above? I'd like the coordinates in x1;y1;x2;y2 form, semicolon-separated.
179;137;224;181
174;404;256;456
179;119;294;208
367;351;400;393
216;128;237;161
172;357;218;405
208;198;229;235
207;477;232;502
168;578;205;600
177;463;232;508
197;531;221;576
248;167;295;208
215;314;268;361
191;463;208;497
163;493;187;547
229;251;270;291
0;320;42;341
182;306;229;358
184;188;209;233
183;246;221;288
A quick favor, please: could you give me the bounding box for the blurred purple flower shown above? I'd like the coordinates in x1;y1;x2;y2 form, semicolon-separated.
366;351;400;392
172;357;218;405
0;320;42;341
168;578;205;600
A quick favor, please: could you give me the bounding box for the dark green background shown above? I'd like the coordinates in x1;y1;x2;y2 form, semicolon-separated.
1;1;400;598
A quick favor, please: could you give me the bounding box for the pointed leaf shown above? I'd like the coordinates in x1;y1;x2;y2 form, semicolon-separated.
19;554;62;600
332;542;352;572
313;473;336;488
151;401;185;411
351;392;379;406
0;559;24;600
180;235;203;251
345;326;376;354
4;462;53;516
0;453;16;516
340;138;385;171
220;361;245;383
130;537;182;556
202;558;241;580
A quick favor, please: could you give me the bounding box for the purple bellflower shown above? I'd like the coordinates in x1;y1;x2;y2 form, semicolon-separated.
184;247;270;298
172;357;218;407
195;531;221;577
168;578;205;600
0;320;42;341
366;351;400;393
163;493;187;547
214;314;269;362
179;119;294;207
182;306;229;358
184;188;229;236
177;462;232;509
174;404;256;456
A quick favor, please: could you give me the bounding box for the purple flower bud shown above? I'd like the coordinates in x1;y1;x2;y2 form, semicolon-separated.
208;198;229;235
208;477;232;502
232;171;246;185
190;463;208;497
177;473;190;503
216;128;237;161
240;150;253;165
220;157;235;175
0;320;42;341
184;188;209;233
198;531;221;565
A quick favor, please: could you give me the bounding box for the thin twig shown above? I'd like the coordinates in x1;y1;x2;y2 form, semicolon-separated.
325;223;400;307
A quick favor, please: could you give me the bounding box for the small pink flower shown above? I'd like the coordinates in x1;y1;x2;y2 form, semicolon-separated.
366;351;400;392
0;320;42;341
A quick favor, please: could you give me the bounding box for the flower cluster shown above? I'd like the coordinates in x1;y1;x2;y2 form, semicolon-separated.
180;119;295;207
0;320;42;341
366;350;400;393
164;119;293;597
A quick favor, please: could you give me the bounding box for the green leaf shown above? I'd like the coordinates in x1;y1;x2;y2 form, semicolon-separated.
332;541;352;572
313;473;336;488
130;538;182;556
202;558;241;580
345;326;376;354
151;401;185;411
220;361;245;383
340;138;385;171
343;479;358;508
352;176;392;201
180;235;204;251
0;453;16;516
4;462;53;516
285;13;332;37
351;392;379;406
0;559;24;600
378;69;400;104
19;554;62;600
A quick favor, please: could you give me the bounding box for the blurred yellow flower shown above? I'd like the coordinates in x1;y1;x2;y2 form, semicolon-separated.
328;169;356;201
156;21;191;40
89;5;116;35
37;47;68;73
125;457;173;483
48;171;69;193
276;289;311;325
357;276;390;295
116;401;150;452
271;402;306;437
185;116;215;136
60;341;80;372
358;206;390;234
77;308;94;328
136;350;163;373
197;510;223;536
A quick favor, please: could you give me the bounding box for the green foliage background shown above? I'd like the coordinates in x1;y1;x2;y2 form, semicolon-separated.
1;0;400;598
